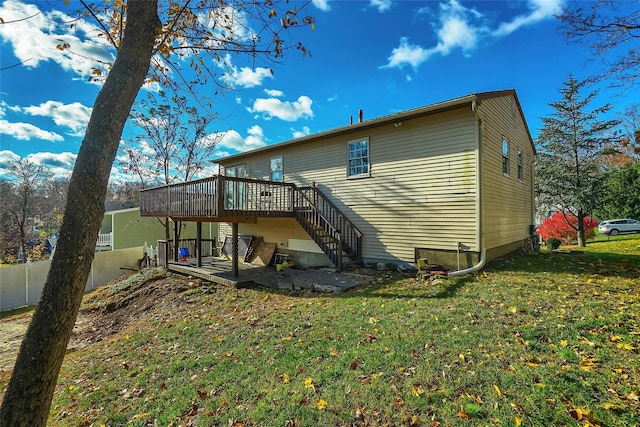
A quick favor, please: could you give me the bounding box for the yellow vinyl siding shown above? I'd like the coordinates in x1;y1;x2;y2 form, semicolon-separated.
477;95;534;250
220;108;479;263
219;218;311;247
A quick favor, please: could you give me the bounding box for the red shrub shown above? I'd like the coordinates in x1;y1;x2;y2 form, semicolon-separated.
537;212;598;244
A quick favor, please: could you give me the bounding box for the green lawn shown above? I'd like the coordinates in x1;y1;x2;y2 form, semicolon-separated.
4;237;640;426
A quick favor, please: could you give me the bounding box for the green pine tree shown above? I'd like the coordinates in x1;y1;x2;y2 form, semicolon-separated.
536;75;619;247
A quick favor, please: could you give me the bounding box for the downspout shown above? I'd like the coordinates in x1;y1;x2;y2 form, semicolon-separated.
450;99;486;276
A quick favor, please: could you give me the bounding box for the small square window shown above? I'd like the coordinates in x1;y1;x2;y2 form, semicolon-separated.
517;150;523;181
502;138;510;175
347;138;370;178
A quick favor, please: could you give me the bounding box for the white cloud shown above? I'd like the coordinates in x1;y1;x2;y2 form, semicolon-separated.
312;0;331;12
214;125;268;153
494;0;563;37
27;151;76;176
222;63;273;88
291;126;311;139
264;89;284;97
0;150;21;170
248;95;314;121
383;37;433;70
22;101;92;135
383;0;561;70
0;150;75;180
370;0;392;13
0;119;64;142
0;0;115;83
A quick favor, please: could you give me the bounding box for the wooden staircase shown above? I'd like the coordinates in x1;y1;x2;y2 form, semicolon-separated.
294;186;362;271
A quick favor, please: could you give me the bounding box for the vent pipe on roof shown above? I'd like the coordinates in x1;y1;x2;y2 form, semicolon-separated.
358;109;363;123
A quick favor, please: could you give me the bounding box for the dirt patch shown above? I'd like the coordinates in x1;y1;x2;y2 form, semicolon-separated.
0;269;204;379
0;314;32;372
70;269;205;348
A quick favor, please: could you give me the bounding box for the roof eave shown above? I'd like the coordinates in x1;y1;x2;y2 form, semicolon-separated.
214;93;479;164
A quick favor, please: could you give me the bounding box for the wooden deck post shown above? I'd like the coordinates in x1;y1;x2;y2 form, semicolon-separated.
196;222;202;267
173;220;179;262
232;222;239;277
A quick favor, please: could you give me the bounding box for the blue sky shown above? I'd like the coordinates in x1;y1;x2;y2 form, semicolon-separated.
1;0;638;182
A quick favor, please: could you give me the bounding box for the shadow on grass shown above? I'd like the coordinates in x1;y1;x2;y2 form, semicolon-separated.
336;274;476;300
485;248;639;279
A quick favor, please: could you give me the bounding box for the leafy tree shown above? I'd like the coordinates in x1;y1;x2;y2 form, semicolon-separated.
537;211;598;245
0;2;313;425
559;0;640;89
536;75;619;247
0;180;21;262
119;90;222;238
594;162;640;220
0;159;52;262
39;178;69;236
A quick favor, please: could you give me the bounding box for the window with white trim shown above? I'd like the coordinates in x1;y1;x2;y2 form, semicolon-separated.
347;137;370;178
270;156;283;182
517;150;523;181
502;138;510;175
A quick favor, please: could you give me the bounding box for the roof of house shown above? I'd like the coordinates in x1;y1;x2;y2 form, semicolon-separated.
215;89;535;164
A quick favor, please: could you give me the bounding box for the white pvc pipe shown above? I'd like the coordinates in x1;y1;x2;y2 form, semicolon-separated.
449;249;486;276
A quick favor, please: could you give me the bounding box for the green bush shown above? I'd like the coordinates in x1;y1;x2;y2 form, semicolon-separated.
546;237;561;250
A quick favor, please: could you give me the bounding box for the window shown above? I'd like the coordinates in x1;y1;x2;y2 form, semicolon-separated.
502;138;509;175
225;164;246;209
347;138;370;178
270;156;283;182
225;164;246;178
517;150;523;181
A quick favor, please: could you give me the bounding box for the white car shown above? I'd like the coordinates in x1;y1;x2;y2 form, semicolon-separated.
598;218;640;236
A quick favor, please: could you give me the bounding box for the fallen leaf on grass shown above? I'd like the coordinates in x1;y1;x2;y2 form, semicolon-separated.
455;409;471;419
493;384;502;397
616;343;634;350
411;385;424;396
316;399;327;410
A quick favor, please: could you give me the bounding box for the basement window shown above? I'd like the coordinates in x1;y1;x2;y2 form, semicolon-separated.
502;138;510;176
347;137;370;178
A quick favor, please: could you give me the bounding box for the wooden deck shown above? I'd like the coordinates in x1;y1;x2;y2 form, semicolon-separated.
142;176;363;272
140;176;296;222
168;257;271;287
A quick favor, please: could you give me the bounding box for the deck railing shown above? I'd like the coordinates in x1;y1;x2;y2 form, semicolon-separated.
140;176;296;219
96;232;113;247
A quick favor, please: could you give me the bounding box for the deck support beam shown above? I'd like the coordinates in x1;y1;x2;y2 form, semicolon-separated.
232;222;239;277
173;220;179;262
196;222;202;267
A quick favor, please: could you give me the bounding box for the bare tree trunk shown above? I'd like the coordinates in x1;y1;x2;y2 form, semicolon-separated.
0;3;160;426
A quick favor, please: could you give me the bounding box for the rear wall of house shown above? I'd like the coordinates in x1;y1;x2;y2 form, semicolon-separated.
477;95;535;259
220;107;479;265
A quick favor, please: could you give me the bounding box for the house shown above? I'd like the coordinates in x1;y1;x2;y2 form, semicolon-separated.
98;207;217;254
140;90;535;274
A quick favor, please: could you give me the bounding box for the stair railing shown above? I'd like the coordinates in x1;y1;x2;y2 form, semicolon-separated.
294;186;362;270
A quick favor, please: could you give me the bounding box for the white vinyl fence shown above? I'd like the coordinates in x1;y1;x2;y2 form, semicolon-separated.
0;246;143;312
